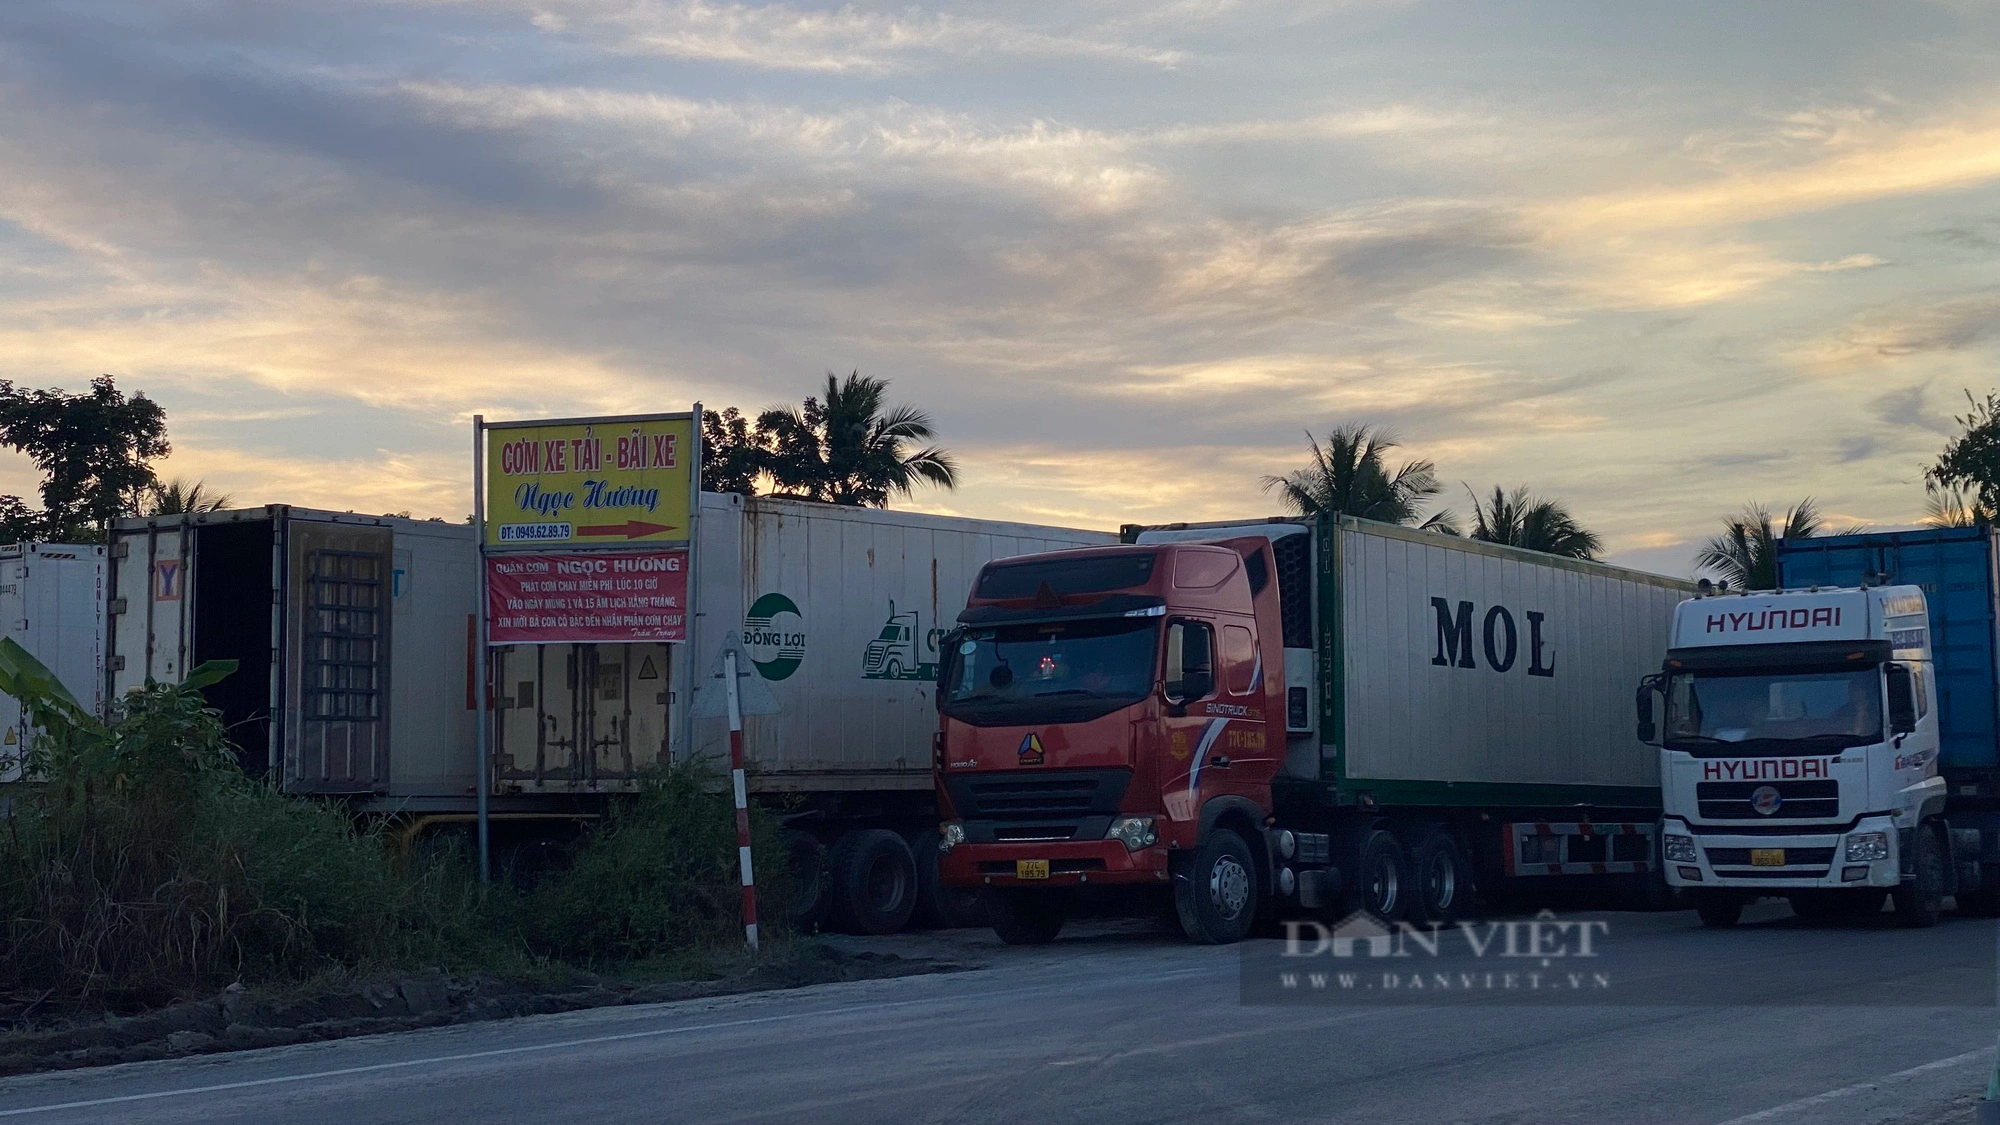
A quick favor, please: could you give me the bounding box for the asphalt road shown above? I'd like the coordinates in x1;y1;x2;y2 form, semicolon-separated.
0;902;1994;1125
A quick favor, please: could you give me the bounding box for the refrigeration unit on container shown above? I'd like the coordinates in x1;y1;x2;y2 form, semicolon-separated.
0;543;106;782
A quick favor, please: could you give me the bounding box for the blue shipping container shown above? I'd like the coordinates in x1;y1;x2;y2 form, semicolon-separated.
1777;525;2000;777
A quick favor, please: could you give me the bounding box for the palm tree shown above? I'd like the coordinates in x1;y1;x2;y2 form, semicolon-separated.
757;372;958;507
142;478;232;516
1463;485;1602;559
1695;499;1853;590
1922;482;1993;529
1261;424;1458;532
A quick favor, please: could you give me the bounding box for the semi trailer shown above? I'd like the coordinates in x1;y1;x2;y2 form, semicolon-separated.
1640;526;2000;927
933;514;1690;945
105;497;1111;931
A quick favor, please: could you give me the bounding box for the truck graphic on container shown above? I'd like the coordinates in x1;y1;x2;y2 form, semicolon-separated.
862;600;940;681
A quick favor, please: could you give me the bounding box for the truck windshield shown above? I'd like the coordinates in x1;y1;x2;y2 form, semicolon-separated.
940;618;1158;726
1663;667;1881;754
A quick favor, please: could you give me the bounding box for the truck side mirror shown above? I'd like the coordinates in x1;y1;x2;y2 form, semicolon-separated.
1635;674;1661;745
1163;620;1215;714
1886;664;1917;736
934;629;964;712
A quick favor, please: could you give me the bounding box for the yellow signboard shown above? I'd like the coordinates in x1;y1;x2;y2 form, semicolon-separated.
484;414;694;547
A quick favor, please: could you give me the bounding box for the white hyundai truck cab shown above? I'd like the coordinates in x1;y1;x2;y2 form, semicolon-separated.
1638;585;1952;927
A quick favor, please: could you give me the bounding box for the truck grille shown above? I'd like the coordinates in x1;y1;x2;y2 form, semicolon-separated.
945;769;1131;845
1696;780;1839;820
945;769;1130;820
1704;847;1836;867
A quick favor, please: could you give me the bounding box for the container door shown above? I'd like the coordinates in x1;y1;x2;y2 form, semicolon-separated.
587;642;672;783
494;643;578;787
494;641;672;789
285;521;391;793
192;520;279;779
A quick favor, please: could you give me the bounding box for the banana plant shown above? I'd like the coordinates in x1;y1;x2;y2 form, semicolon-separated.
0;636;236;786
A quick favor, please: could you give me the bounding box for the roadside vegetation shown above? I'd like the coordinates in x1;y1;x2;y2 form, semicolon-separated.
0;640;791;1011
701;370;959;506
1261;424;1602;559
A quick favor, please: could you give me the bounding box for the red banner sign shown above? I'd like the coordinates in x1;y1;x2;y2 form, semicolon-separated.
486;550;688;644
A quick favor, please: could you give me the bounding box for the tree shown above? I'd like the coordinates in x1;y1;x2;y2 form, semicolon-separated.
1695;499;1843;591
0;376;168;541
1922;482;1993;529
1261;424;1457;531
1463;485;1602;558
701;407;767;497
757;371;957;506
143;478;231;516
1928;390;2000;515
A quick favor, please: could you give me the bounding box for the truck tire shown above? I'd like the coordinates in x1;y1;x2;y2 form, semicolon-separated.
988;889;1070;945
1892;823;1946;929
1410;829;1470;926
828;829;918;935
1354;829;1409;922
1175;827;1261;944
1957;864;2000;918
1694;891;1744;928
911;830;987;929
781;829;831;932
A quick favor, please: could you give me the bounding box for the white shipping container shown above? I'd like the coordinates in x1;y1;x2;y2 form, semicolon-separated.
0;544;106;781
686;494;1116;791
1334;520;1689;799
109;508;478;798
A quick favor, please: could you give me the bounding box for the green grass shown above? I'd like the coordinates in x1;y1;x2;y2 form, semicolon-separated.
0;640;794;1009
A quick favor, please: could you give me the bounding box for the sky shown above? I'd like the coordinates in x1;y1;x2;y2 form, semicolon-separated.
2;0;1998;577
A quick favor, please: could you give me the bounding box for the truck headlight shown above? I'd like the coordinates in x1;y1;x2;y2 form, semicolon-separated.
1106;816;1159;851
1663;834;1697;863
939;821;966;853
1845;832;1889;862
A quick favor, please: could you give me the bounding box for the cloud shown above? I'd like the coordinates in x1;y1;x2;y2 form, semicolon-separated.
1792;293;2000;374
1;0;1999;570
502;0;1188;73
1552;111;2000;233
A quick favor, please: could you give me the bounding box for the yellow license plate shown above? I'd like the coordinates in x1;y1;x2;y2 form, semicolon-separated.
1015;859;1050;880
1750;848;1786;867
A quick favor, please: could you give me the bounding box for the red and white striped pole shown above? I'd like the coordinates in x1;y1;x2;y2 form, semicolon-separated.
724;649;758;950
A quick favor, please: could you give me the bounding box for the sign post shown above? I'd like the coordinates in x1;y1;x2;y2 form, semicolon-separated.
473;408;701;886
694;638;779;951
724;649;757;950
472;415;491;883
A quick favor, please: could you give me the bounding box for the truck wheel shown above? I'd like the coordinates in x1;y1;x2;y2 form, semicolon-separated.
829;829;918;935
1957;865;2000;918
1411;829;1470;926
1892;824;1946;929
1175;827;1261;944
911;830;988;929
988;889;1070;945
1694;891;1743;928
1354;829;1409;922
781;829;831;932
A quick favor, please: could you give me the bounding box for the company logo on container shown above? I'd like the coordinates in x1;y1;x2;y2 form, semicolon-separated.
1704;606;1841;635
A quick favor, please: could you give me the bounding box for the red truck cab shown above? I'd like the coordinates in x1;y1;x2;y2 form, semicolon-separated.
934;539;1286;943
